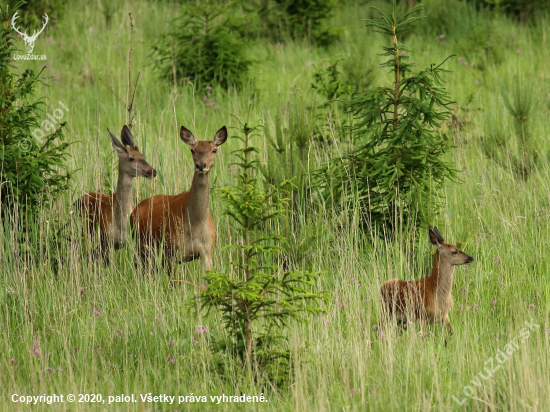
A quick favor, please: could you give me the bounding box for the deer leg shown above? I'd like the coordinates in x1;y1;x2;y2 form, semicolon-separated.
443;314;453;336
202;253;213;272
162;254;174;276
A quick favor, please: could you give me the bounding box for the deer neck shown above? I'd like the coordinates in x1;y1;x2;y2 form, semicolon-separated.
186;171;211;224
113;165;134;248
429;250;455;299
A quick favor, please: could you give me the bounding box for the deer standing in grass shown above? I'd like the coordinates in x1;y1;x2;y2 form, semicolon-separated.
74;126;157;262
130;125;228;273
380;227;474;335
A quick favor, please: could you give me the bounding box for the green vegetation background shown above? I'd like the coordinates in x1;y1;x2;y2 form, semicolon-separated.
1;0;549;410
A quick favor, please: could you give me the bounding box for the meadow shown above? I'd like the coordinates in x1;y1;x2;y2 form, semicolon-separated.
1;0;550;410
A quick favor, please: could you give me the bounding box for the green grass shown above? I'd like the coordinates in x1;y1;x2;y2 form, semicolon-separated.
2;0;550;410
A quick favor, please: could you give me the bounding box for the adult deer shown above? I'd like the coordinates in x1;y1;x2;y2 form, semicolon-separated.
130;125;227;273
74;126;156;262
380;227;474;335
12;11;49;54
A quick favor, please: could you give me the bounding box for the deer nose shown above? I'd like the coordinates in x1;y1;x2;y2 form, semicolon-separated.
150;168;157;178
195;163;206;171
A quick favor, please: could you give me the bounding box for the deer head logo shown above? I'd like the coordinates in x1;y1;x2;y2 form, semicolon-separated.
11;11;49;54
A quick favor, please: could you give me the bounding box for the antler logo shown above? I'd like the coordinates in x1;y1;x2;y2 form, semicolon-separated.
11;11;49;54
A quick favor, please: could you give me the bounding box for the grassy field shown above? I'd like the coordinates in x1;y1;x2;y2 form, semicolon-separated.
2;0;550;410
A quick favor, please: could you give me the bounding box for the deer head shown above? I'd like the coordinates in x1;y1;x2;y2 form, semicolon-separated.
108;126;157;179
11;11;49;54
180;125;228;173
429;227;474;266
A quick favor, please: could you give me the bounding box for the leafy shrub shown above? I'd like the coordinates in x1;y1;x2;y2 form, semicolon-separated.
313;1;457;233
311;58;353;105
152;0;252;89
275;0;338;46
249;0;338;46
198;118;326;383
7;0;64;26
341;43;377;94
482;74;539;180
311;58;353;141
467;0;550;22
0;4;71;222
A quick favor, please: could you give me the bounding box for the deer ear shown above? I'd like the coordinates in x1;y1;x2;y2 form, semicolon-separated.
120;125;135;148
108;128;127;155
429;227;445;246
213;125;228;146
180;126;196;147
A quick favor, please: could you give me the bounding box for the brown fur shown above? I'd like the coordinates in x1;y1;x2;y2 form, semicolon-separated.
380;228;474;335
74;126;156;260
130;125;227;273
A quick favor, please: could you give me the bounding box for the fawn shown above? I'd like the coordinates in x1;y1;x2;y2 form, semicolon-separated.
380;227;474;335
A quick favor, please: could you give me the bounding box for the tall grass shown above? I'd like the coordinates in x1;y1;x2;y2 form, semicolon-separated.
1;0;549;410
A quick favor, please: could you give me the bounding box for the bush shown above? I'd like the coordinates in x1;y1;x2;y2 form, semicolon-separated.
482;74;540;180
313;1;457;234
467;0;550;22
152;0;252;90
275;0;338;46
198;118;327;384
7;0;64;26
0;4;71;222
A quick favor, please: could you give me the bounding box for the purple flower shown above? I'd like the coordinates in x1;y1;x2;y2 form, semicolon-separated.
195;325;208;334
10;358;15;363
168;354;175;364
438;34;445;39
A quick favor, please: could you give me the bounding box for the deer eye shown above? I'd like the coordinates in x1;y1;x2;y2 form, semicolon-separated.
213;148;218;153
190;149;195;154
453;251;458;255
129;157;135;162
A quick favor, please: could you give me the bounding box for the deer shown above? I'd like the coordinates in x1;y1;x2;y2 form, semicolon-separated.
380;227;474;336
11;11;49;54
74;126;156;263
130;125;228;273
